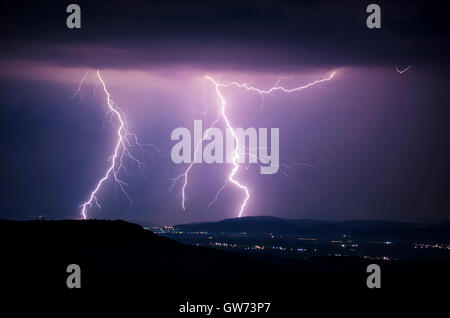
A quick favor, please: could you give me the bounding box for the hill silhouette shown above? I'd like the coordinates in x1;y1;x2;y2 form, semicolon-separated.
1;218;449;310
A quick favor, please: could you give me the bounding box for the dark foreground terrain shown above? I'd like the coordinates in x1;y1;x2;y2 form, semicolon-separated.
1;219;448;313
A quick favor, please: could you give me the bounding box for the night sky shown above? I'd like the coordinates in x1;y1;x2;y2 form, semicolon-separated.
0;0;449;224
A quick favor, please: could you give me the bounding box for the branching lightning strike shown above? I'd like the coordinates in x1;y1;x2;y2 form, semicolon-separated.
80;70;146;219
207;76;251;218
173;71;336;218
395;65;412;74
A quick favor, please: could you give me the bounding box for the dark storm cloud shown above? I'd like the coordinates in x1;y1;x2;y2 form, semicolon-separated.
1;0;449;70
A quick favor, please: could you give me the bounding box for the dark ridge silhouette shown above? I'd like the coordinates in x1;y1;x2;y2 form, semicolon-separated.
175;216;450;242
1;218;449;309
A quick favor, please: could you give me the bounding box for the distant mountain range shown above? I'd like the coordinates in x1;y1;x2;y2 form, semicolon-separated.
175;216;450;242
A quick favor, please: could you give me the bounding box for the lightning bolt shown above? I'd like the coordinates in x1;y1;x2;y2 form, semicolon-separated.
80;70;146;219
71;71;89;99
169;110;222;210
70;71;89;114
206;76;251;218
395;65;412;74
172;71;336;218
212;71;336;95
